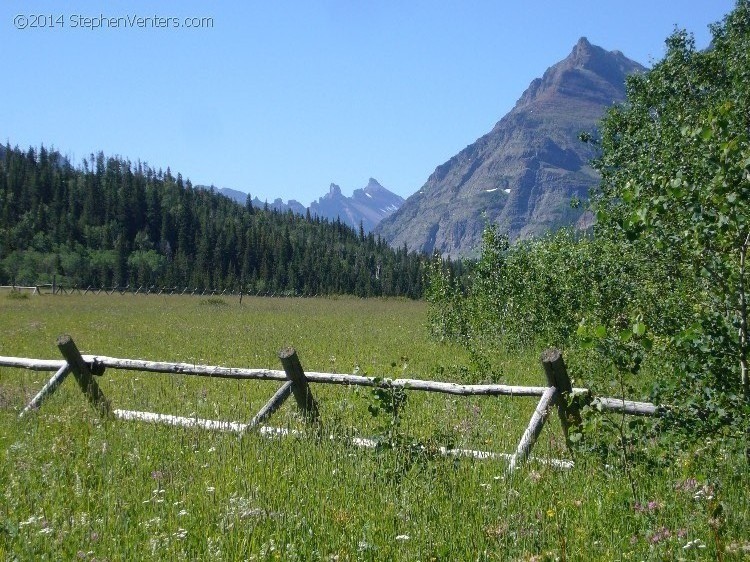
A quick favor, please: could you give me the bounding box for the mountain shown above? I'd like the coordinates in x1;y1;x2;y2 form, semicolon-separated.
202;186;307;215
309;178;404;232
375;38;646;257
210;179;404;233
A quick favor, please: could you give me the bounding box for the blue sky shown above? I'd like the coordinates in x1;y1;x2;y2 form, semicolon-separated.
0;1;737;204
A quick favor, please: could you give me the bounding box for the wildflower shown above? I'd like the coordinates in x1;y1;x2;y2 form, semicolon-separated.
683;539;706;550
143;517;162;529
674;478;697;492
725;541;750;554
19;515;43;527
206;486;216;493
395;534;410;541
648;527;672;544
634;500;661;513
485;523;509;539
693;485;715;501
178;509;188;517
207;537;222;557
173;528;188;540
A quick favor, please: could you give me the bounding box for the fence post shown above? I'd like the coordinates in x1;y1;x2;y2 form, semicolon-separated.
57;335;111;418
541;348;582;450
19;362;71;417
247;381;294;429
278;347;319;423
508;385;557;471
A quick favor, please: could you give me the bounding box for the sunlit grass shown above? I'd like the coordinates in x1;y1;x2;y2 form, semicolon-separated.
1;294;748;560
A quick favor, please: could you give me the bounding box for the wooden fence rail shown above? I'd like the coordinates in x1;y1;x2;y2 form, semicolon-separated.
0;283;325;299
0;336;665;471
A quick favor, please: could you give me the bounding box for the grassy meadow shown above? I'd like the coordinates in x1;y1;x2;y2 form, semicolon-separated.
0;292;748;560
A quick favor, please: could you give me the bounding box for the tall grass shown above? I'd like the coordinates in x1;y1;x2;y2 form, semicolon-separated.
0;294;748;560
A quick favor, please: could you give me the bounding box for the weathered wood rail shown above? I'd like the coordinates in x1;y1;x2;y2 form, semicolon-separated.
0;285;42;294
0;336;665;471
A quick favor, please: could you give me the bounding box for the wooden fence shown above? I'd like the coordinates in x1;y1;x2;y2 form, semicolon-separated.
0;336;664;471
1;282;328;299
0;285;44;294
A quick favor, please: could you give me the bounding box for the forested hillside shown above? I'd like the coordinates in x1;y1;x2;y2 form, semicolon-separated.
0;145;428;297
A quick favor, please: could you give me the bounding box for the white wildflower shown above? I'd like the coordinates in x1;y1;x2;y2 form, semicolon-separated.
173;528;188;540
208;537;222;557
19;515;43;527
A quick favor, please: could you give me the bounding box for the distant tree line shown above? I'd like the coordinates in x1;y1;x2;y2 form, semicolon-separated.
0;145;438;298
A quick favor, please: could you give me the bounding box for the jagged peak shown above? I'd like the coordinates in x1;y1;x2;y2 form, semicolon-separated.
328;183;342;197
575;36;592;51
566;36;610;68
512;38;644;111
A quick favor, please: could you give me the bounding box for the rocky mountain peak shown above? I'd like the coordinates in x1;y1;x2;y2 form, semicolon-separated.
375;40;646;258
308;178;404;233
515;37;642;112
572;36;594;59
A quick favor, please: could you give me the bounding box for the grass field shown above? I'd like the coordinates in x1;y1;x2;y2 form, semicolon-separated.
1;293;748;560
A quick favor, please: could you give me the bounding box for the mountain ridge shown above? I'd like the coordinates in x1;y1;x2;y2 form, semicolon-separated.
209;178;404;232
375;38;646;257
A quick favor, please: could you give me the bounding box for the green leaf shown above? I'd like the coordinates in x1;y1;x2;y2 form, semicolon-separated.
633;322;646;336
618;329;633;342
